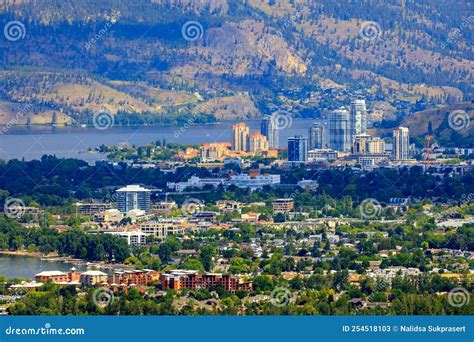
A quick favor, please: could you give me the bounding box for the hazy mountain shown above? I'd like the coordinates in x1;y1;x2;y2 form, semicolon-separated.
0;0;472;128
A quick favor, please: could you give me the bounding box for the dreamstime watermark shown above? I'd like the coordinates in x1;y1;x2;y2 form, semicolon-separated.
448;110;470;131
0;103;32;135
460;193;473;205
92;110;114;130
174;112;200;139
3;20;26;42
182;20;204;42
352;279;388;314
440;16;474;49
84;12;121;50
359;198;382;219
5;323;85;336
271;110;293;131
92;288;114;308
270;287;291;307
182;198;204;214
359;21;382;41
3;197;26;219
447;287;470;308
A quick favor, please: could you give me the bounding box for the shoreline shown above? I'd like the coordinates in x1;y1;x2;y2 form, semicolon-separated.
0;120;255;130
0;250;130;271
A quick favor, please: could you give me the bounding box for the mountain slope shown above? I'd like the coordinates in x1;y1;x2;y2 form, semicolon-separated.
0;0;472;126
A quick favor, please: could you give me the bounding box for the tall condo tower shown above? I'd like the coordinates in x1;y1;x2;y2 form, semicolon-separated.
329;109;352;152
261;114;279;149
232;122;250;152
393;127;410;160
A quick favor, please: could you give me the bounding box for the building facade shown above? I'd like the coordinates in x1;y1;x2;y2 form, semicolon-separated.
350;99;368;136
116;185;151;213
272;198;294;213
288;135;308;162
229;173;281;190
140;218;187;239
308;122;326;150
261;114;279;149
393;127;410;160
160;270;252;292
249;132;269;153
329;109;352;152
232;122;250;152
199;142;232;161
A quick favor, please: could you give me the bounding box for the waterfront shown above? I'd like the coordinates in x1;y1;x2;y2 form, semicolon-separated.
0;119;317;163
0;254;88;280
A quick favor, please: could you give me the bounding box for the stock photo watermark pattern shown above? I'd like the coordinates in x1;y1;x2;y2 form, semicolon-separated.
5;322;85;337
447;287;470;308
359;21;382;41
359;198;382;219
270;287;292;308
84;12;121;50
3;197;26;219
92;288;115;308
93;111;115;130
181;20;204;42
271;110;293;131
0;2;472;339
3;20;26;42
448;110;470;131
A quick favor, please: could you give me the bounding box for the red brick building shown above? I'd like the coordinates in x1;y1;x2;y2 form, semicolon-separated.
109;269;159;288
35;270;81;284
160;270;252;292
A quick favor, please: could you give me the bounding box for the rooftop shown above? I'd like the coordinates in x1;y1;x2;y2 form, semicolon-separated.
35;271;67;277
116;185;151;192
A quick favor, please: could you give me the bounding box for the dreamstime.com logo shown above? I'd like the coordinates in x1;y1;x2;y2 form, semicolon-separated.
5;323;85;336
271;110;293;131
182;198;204;214
3;20;26;42
359;21;382;41
270;287;292;307
181;20;204;42
4;197;26;219
359;198;382;219
448;110;470;131
92;287;114;308
448;287;471;308
93;110;114;130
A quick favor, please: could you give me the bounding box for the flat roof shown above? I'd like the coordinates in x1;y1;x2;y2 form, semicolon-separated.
35;271;66;277
117;185;151;192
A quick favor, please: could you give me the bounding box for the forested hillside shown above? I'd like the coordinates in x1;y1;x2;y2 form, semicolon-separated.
0;0;472;127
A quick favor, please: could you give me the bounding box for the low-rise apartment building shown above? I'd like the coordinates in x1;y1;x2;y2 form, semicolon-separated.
160;270;253;292
272;198;294;213
140;218;187;238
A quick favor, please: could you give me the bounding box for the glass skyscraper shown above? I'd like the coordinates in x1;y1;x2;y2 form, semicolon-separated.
288;135;308;162
261;114;279;149
308;122;326;149
329;109;352;152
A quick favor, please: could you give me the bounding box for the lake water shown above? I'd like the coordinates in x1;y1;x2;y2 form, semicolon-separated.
0;254;87;280
0;119;317;163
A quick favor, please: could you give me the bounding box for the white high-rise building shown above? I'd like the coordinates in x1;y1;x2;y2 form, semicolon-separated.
261;114;279;149
116;185;151;213
350;99;367;136
393;127;410;160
